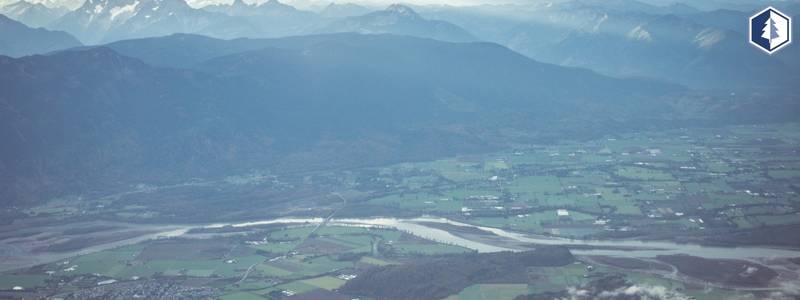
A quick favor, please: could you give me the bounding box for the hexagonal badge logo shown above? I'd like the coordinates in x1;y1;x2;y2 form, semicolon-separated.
750;7;792;54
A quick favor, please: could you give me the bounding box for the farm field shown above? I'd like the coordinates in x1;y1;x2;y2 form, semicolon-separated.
3;123;800;299
351;123;800;243
0;224;468;299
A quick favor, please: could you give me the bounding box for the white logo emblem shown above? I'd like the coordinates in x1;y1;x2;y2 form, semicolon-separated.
749;7;792;54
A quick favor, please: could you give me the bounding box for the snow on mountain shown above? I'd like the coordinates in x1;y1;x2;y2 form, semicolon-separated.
693;28;725;49
627;25;652;42
319;2;372;18
50;0;257;43
201;0;320;38
0;0;67;27
320;4;476;43
204;0;309;17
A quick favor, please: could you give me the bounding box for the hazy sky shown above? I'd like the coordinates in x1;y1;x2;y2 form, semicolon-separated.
4;0;770;12
321;0;525;5
9;0;531;10
199;0;528;9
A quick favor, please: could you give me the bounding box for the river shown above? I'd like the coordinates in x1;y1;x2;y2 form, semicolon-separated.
205;216;800;261
4;216;798;273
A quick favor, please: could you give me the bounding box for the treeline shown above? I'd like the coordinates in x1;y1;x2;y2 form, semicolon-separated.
514;274;630;300
340;246;574;300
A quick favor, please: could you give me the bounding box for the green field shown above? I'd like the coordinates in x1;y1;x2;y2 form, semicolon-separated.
454;284;529;300
0;275;49;289
301;276;346;290
8;123;800;300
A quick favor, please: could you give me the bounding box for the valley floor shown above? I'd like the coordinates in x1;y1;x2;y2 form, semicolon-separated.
3;122;800;299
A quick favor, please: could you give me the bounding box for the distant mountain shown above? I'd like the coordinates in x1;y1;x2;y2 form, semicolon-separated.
251;0;307;16
50;0;258;44
420;2;797;90
204;0;308;17
677;4;797;36
102;32;281;68
555;0;699;15
202;0;251;16
1;33;689;204
319;2;372;18
0;14;81;57
507;11;796;89
202;0;320;38
319;4;477;43
0;0;67;27
552;0;647;13
679;9;746;34
659;2;699;15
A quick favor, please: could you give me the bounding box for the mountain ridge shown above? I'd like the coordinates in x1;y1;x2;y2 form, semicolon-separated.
317;4;477;43
0;0;67;27
0;13;81;56
1;33;694;204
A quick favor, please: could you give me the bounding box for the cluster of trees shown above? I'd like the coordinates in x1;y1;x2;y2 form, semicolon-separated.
341;246;574;300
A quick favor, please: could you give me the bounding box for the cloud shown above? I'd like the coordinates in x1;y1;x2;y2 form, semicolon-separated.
562;283;690;300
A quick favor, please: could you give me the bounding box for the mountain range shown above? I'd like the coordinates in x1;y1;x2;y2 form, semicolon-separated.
202;0;322;38
418;0;800;90
11;0;792;90
318;2;372;18
3;1;800;204
40;0;475;44
0;13;81;57
49;0;264;44
0;0;67;27
0;33;705;204
318;4;476;43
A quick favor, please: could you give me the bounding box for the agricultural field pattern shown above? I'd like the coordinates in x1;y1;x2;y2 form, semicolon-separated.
2;123;800;299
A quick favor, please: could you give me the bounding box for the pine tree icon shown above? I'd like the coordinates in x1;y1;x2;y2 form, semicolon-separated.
761;12;780;47
750;7;791;54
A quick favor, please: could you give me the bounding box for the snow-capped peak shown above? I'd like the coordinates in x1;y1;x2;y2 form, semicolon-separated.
627;25;652;42
108;0;138;20
694;28;725;49
385;4;418;18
